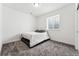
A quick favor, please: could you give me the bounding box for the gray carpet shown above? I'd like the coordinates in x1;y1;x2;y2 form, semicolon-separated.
1;40;79;56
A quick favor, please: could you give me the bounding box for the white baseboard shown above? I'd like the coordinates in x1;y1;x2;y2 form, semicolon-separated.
0;34;21;55
75;43;79;51
75;46;78;50
2;34;21;44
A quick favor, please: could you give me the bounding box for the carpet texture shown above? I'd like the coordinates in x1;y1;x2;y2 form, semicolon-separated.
1;40;79;56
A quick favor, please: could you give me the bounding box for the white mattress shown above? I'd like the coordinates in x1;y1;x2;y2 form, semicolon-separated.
22;32;49;47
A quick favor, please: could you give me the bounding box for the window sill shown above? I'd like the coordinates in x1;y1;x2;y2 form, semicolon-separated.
46;29;60;31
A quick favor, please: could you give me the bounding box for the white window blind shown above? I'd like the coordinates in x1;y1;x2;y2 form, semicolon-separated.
47;15;60;30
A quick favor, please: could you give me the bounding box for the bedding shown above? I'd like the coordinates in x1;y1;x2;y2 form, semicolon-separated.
35;30;46;33
21;32;49;47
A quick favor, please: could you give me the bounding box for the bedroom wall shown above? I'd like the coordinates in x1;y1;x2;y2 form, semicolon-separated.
2;6;36;44
0;4;2;53
75;4;78;50
77;10;79;50
36;4;75;45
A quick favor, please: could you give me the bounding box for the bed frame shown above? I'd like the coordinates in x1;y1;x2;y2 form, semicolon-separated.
21;37;50;48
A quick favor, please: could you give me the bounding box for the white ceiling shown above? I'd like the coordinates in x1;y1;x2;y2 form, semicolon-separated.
3;3;72;16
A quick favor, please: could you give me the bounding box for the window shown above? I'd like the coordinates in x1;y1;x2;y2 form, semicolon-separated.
47;15;60;30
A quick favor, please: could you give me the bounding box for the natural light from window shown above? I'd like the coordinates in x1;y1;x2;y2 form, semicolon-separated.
47;15;60;30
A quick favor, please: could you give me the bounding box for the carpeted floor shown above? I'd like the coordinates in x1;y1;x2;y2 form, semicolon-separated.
1;40;79;56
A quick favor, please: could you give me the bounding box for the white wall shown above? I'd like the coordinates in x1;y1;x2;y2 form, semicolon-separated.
0;3;2;53
78;10;79;50
37;4;75;45
74;4;78;50
2;6;36;44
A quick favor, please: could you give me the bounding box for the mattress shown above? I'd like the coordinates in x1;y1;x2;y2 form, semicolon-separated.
21;32;49;47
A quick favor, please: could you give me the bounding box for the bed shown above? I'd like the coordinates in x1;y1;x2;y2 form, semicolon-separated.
21;31;49;48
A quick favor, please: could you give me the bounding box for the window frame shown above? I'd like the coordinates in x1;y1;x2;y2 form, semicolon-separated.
46;14;60;30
